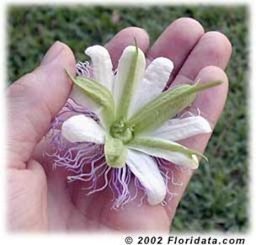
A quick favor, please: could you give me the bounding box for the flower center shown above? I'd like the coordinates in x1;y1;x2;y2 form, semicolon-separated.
110;119;134;144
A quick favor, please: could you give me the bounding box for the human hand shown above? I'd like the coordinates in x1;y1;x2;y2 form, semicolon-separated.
7;17;232;232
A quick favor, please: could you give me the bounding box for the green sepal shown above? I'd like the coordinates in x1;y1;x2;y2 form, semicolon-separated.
66;70;115;127
127;80;222;134
116;44;144;120
129;137;207;161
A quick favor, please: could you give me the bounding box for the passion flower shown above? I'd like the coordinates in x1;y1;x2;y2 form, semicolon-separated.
48;43;221;208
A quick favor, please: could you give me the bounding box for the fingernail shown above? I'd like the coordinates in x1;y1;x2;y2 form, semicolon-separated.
41;41;64;65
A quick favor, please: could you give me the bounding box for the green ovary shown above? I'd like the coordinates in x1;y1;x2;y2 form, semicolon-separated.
104;120;134;168
110;119;134;143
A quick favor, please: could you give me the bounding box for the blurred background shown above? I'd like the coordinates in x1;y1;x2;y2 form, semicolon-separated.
7;5;248;232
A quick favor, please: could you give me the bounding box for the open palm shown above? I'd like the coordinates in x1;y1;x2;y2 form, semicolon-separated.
7;18;231;232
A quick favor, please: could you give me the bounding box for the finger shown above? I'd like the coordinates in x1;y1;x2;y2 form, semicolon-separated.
173;31;232;83
147;17;204;82
7;41;76;169
7;159;47;231
105;26;150;68
165;66;229;222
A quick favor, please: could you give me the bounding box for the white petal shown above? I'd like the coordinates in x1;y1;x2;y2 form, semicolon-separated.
126;149;166;205
129;143;199;169
128;57;174;117
113;46;146;112
85;45;113;91
62;115;105;144
149;116;212;141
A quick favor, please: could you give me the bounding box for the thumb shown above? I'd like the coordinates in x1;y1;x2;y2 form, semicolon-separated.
7;41;76;169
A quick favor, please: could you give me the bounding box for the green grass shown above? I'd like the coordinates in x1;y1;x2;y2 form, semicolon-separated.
7;5;248;232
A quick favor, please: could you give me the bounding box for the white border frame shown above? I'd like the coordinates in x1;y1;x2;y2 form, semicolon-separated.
1;0;255;244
